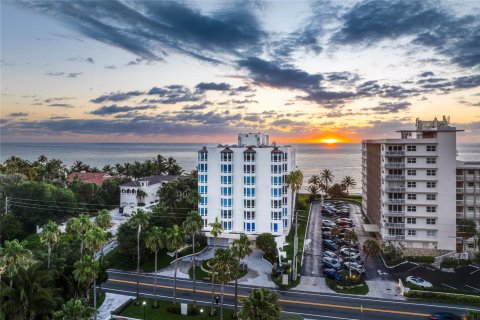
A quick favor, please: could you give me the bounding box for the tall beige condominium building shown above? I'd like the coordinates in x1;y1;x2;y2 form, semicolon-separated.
362;116;479;252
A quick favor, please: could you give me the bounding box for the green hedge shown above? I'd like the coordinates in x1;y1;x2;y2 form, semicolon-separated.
440;257;472;268
405;256;435;263
405;290;480;304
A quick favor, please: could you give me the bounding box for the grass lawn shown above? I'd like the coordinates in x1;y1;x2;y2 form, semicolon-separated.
188;260;249;283
90;289;106;309
273;193;310;289
105;248;173;272
119;298;234;319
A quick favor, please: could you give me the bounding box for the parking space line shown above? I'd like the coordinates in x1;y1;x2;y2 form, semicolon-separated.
470;268;480;275
465;285;480;292
441;283;457;289
407;265;419;272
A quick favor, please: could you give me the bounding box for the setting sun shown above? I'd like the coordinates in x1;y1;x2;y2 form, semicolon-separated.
319;138;341;145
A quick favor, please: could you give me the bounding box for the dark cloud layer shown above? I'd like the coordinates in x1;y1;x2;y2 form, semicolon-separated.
91;91;144;103
89;104;156;116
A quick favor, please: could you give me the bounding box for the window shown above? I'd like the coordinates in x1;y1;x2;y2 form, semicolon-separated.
221;175;232;185
244;152;255;162
221;152;232;161
221;164;232;173
244;199;255;208
427;182;436;188
199;174;208;183
271;188;282;197
407;205;416;212
221;187;232;196
271;165;282;174
198;152;207;161
427;230;437;237
426;206;436;213
199;163;208;172
271;199;282;208
407;146;416;152
426;169;436;176
244;211;255;220
199;207;207;216
283;207;288;216
407;169;416;176
271;153;282;162
284;219;288;228
407;182;417;188
221;198;232;207
407;218;416;224
388;229;404;236
427;145;436;152
271;211;282;220
199;185;208;194
244;187;256;197
426;194;436;200
271;223;279;233
244;165;255;174
426;158;436;164
407;194;417;200
283;186;288;195
200;196;208;205
222;221;232;230
221;210;232;219
426;218;436;225
468;206;475;212
407;157;416;164
407;230;417;236
271;176;282;185
203;219;208;227
244;222;255;232
244;176;255;185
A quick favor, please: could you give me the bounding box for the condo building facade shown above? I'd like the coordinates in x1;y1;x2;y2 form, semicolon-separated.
198;133;296;245
362;116;480;251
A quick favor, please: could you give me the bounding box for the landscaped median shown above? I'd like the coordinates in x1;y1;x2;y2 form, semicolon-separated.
400;280;480;306
325;271;369;295
188;258;248;282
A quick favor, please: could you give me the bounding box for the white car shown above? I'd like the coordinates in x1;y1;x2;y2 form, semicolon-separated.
322;220;336;227
406;276;433;288
340;248;360;256
324;251;342;261
343;262;365;274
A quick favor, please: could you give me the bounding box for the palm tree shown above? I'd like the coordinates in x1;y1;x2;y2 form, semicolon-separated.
40;220;60;269
70;214;92;259
320;169;334;196
285;169;303;280
308;174;321;187
94;209;111;230
209;217;223;253
165;225;185;304
231;234;252;318
182;211;203;308
73;255;99;303
307;185;320;199
53;298;95;320
128;209;150;300
341;176;356;195
0;239;33;289
136;189;147;206
330;226;340;239
145;226;165;308
238;288;281;320
363;239;381;264
344;230;358;278
212;249;237;320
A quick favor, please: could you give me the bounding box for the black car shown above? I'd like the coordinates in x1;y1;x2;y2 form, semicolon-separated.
321;209;335;216
429;312;462;320
322;232;333;240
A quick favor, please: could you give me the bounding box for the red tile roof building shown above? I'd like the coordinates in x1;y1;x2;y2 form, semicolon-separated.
67;171;113;187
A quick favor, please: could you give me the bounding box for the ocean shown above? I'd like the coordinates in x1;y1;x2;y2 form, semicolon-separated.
1;143;479;194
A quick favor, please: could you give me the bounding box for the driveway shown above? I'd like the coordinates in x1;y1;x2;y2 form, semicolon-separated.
301;201;324;277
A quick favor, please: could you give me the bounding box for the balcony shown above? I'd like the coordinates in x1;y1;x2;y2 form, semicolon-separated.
385;163;405;169
383;234;406;241
385;198;406;204
385;175;405;180
385;187;406;192
456;188;464;193
384;211;406;216
456;200;464;205
456;175;464;181
465;200;475;206
465;176;475;182
465;188;476;194
384;222;405;228
385;151;405;156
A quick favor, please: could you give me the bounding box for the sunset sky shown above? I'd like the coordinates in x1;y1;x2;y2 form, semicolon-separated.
1;0;479;143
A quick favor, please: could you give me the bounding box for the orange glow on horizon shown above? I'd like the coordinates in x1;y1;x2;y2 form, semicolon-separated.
284;133;359;144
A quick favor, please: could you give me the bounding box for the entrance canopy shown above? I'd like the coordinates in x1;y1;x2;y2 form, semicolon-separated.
363;224;381;232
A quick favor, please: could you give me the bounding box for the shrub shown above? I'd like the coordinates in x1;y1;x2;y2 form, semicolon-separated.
405;256;435;263
166;302;181;314
464;310;480;320
440;257;472;268
256;233;277;262
405;290;480;303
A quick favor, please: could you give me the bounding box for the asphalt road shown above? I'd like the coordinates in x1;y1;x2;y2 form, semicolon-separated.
103;269;479;320
302;201;324;277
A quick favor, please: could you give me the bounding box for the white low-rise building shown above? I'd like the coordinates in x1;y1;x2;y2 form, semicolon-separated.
120;175;178;214
198;133;296;246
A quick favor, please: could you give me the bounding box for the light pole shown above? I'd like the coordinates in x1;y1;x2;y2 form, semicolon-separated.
200;308;204;320
142;301;146;320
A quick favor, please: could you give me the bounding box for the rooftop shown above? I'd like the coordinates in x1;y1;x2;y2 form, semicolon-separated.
120;175;178;187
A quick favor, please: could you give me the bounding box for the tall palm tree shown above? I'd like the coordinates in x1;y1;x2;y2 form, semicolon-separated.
238;288;281;320
165;225;185;304
94;209;111;230
73;255;99;303
308;174;321;187
145;226;165;308
231;234;252;318
341;176;356;195
286;169;303;281
40;220;60;269
182;211;203;308
53;298;95;320
0;239;33;289
363;239;381;264
212;248;237;320
128;209;150;300
344;230;358;278
307;185;320;199
208;217;223;316
320;169;334;196
70;214;92;259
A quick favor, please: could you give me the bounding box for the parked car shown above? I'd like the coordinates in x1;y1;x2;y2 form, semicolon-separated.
343;262;365;274
324;251;340;260
429;312;462;320
406;276;433;288
323;239;337;251
336;221;353;227
336;218;353;224
323;257;342;270
322;220;336;227
340;247;360;256
324;268;344;281
322;226;333;232
343;254;363;263
335;238;349;246
321;209;335;216
322;232;333;240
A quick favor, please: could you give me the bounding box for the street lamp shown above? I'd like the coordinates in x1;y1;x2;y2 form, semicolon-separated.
200;308;204;320
142;301;146;320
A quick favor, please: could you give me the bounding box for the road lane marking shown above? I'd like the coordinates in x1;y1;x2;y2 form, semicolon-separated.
465;285;480;292
441;283;457;289
108;278;430;317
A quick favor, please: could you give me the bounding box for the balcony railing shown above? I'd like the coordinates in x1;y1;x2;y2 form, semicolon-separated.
465;188;476;194
456;175;464;181
383;234;406;241
385;199;406;204
384;211;406;216
385;187;406;192
385;151;405;156
465;176;475;182
384;222;405;228
456;188;464;193
465;200;475;206
385;163;405;169
456;200;464;205
385;175;406;180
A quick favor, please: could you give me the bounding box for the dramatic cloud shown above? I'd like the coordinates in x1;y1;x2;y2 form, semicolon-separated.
48;103;74;108
45;71;82;78
366;101;411;114
89;104;156;116
195;82;231;91
67;56;94;63
9;112;29;117
90;91;144;103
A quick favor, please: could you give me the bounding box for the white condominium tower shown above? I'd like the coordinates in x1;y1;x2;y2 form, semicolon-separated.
197;133;296;246
362;116;467;251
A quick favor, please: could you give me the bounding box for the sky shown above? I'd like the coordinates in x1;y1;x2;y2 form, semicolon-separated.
1;0;480;144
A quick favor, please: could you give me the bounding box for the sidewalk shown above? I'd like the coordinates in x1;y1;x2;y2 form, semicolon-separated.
295;276;335;293
97;293;131;320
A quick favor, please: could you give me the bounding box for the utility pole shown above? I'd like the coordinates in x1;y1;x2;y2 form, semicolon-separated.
0;196;7;244
292;209;298;281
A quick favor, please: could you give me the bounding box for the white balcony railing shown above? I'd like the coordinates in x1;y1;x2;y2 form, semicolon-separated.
383;234;406;241
384;211;406;216
456;175;464;181
385;187;406;192
385;199;406;204
385;151;405;156
456;200;464;205
385;175;406;180
385;163;405;169
384;222;405;228
456;188;464;193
